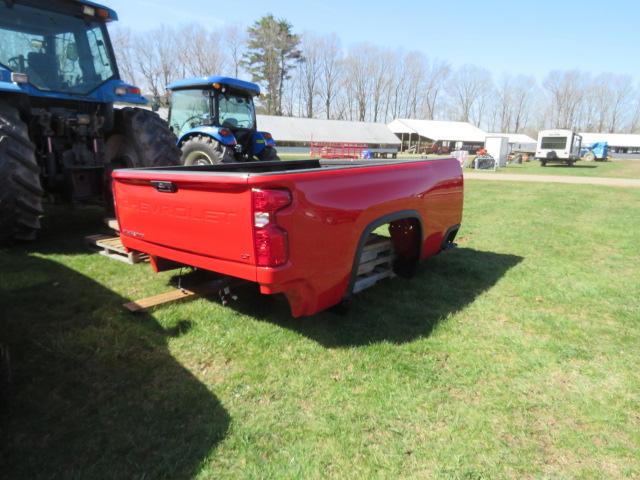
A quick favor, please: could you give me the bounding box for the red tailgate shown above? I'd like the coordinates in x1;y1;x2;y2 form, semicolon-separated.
112;170;256;280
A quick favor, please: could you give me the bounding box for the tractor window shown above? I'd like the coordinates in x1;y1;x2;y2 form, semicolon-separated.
540;137;567;150
86;26;114;84
0;2;116;94
218;92;255;129
169;89;210;137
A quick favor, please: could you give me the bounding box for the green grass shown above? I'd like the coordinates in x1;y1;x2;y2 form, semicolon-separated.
2;182;639;479
491;159;640;179
281;152;640;180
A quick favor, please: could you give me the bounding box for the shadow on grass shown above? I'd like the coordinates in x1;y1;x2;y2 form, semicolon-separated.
0;250;229;479
230;248;523;348
542;164;597;169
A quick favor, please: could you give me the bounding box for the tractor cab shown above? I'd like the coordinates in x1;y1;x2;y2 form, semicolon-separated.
0;0;180;242
0;1;145;104
168;76;279;165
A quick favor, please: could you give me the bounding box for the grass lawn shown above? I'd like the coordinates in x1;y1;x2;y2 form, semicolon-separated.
1;181;639;479
280;152;640;180
490;159;640;179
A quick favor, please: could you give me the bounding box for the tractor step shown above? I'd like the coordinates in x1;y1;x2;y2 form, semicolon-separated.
353;234;395;294
85;234;148;265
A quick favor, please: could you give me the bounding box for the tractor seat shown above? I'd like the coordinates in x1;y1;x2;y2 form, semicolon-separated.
26;52;59;90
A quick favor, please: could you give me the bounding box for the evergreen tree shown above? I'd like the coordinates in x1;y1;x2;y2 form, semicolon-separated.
243;15;302;115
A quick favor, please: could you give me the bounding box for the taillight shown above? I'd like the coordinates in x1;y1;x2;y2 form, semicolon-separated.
263;132;273;140
115;86;141;96
252;188;291;267
219;128;231;137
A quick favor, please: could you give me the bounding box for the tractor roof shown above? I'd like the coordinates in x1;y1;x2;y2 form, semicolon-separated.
72;0;118;21
167;76;261;96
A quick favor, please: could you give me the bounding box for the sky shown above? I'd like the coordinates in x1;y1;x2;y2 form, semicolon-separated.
105;0;639;81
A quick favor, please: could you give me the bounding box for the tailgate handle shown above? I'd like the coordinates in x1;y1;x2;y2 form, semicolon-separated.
150;180;177;193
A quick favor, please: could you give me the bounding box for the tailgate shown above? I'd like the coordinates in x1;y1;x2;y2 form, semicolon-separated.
112;171;255;271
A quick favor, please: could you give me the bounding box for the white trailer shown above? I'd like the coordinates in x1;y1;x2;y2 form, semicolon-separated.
484;136;509;168
535;129;582;166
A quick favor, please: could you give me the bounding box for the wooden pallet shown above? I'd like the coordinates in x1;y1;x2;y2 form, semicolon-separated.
85;234;148;265
104;217;120;232
353;234;395;294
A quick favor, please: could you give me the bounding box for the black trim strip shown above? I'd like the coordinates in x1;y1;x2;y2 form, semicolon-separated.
440;223;460;251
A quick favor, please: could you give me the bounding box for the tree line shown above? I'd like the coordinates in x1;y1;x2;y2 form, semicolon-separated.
110;16;640;135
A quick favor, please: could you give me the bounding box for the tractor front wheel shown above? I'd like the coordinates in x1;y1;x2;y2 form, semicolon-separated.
0;101;43;243
180;135;235;165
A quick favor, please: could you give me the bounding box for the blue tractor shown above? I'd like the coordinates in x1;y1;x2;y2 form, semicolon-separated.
167;76;279;165
0;0;180;241
581;142;608;162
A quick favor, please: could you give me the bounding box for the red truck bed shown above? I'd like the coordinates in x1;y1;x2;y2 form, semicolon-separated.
112;158;463;316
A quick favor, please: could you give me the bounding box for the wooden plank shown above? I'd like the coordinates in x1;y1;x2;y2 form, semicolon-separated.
357;254;394;276
124;279;241;313
353;269;394;294
124;288;200;312
360;237;393;263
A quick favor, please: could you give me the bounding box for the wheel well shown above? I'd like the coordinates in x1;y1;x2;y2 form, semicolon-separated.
346;211;424;297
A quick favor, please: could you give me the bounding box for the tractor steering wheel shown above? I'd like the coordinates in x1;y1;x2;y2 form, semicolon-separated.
180;114;205;132
7;55;25;72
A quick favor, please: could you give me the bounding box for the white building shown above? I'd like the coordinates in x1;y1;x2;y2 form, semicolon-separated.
388;119;488;153
486;133;537;153
579;132;640;159
257;115;401;156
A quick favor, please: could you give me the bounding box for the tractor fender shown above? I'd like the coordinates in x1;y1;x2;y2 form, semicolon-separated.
177;126;237;147
252;131;276;155
0;80;25;95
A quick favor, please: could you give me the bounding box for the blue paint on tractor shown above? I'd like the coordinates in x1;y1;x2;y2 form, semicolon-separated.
581;142;609;160
168;75;277;160
168;76;261;96
0;65;146;104
178;126;238;147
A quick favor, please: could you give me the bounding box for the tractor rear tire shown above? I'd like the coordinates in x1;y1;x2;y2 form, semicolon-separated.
257;146;280;161
180;135;235;165
104;108;180;211
106;107;181;169
0;101;43;243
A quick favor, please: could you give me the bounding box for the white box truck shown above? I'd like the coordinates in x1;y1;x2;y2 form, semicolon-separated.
535;129;582;166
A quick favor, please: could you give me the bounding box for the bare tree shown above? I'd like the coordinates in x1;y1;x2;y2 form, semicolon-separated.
495;74;535;132
317;33;342;119
344;43;376;121
628;88;640;133
180;24;226;78
299;32;323;118
108;26;137;85
222;24;246;78
607;74;634;132
543;70;588;129
447;64;493;125
422;58;451;120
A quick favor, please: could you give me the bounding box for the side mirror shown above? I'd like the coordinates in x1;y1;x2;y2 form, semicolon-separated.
66;43;79;62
